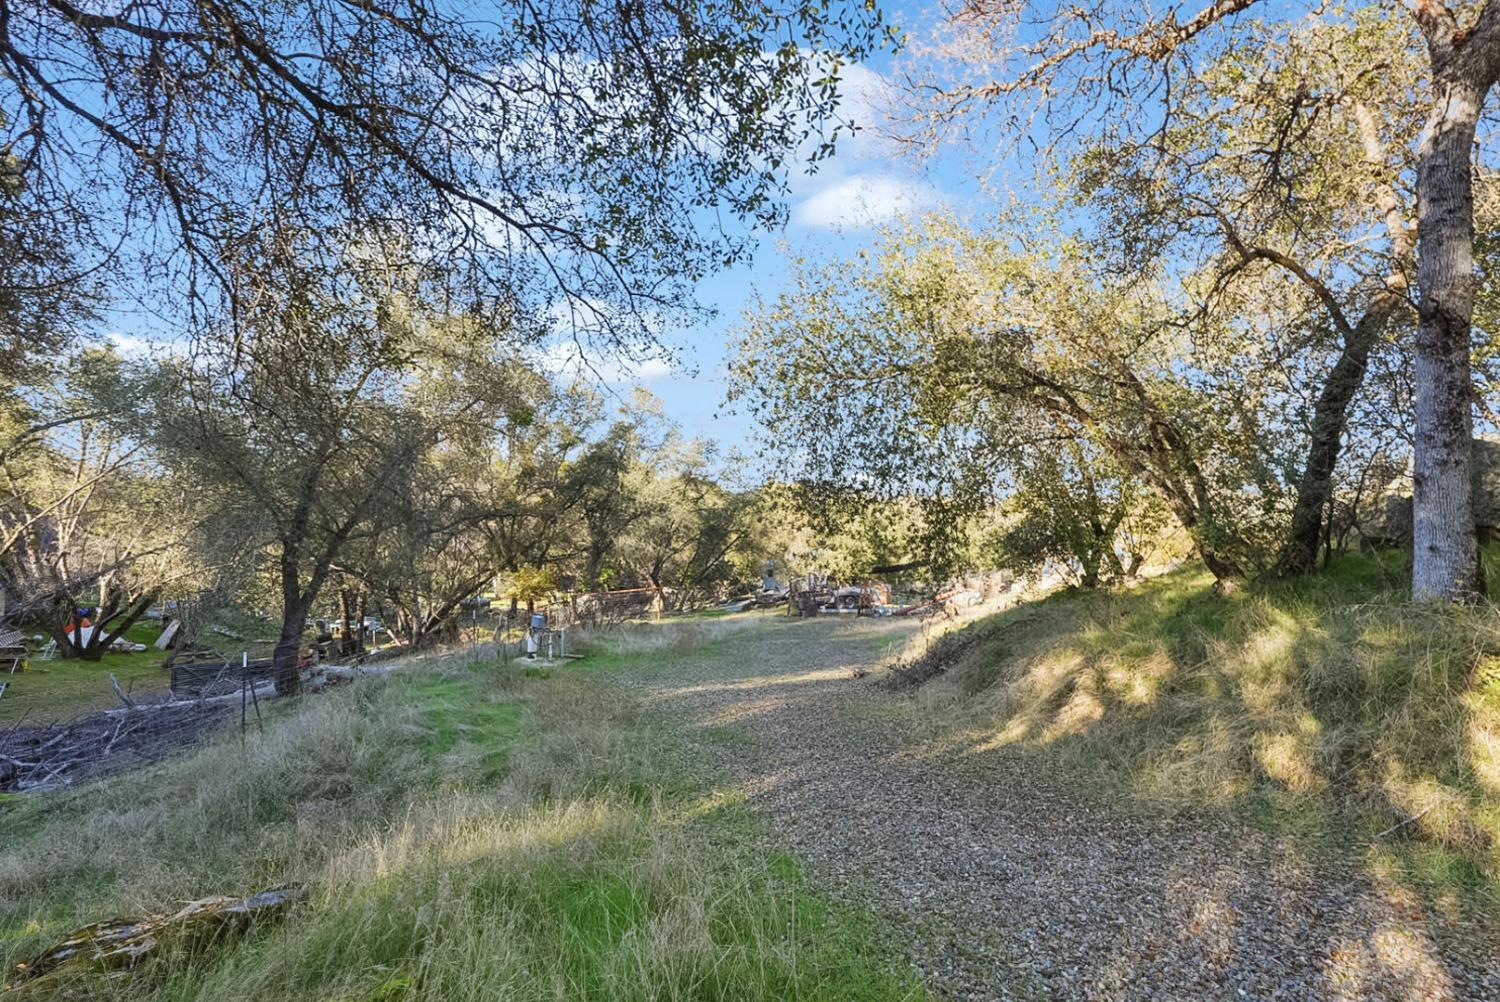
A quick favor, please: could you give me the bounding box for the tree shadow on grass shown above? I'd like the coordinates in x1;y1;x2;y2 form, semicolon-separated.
636;591;1499;997
917;556;1500;938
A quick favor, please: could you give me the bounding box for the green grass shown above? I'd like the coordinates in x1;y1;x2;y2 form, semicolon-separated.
568;613;901;687
1;620;170;724
902;549;1500;905
564;615;765;677
665;607;736;620
1;642;924;1000
411;673;522;783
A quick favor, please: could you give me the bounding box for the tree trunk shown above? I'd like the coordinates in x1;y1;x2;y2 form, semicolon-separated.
1144;472;1245;586
44;596;89;660
1197;546;1244;588
72;590;122;661
356;592;367;653
1276;319;1381;577
1102;541;1125;581
1093;416;1245;587
86;590;160;659
272;599;308;696
1412;74;1487;602
274;543;308;695
338;589;352;656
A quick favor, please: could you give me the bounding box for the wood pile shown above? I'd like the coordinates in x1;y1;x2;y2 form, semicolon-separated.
169;658;276;698
0;701;233;791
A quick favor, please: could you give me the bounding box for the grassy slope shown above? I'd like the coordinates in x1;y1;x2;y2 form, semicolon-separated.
1;636;924;1001
903;551;1500;900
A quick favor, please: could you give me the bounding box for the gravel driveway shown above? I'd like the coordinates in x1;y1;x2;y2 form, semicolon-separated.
642;616;1500;1002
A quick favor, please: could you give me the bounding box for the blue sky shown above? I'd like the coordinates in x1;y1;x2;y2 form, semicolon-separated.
98;6;995;458
605;37;992;455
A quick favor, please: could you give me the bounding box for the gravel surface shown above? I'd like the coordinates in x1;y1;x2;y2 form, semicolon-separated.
644;616;1500;1001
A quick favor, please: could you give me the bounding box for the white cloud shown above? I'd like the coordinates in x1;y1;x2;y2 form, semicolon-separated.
792;174;938;230
103;332;160;358
536;340;672;386
829;62;894;147
636;358;672;380
784;59;898;198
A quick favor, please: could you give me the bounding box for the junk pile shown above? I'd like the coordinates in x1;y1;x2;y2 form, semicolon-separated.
781;570;1003;620
0;629;26;674
789;579;877;616
786;576;938;618
719;563;1010;620
168;658;276;699
63;620;148;653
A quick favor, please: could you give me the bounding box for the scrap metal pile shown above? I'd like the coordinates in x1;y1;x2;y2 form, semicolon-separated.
785;575;960;618
780;569;1003;619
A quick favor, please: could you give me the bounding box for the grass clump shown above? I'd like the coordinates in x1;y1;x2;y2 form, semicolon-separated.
569;613;769;669
146;801;910;1002
0;669;522;945
2;643;922;1001
903;551;1500;895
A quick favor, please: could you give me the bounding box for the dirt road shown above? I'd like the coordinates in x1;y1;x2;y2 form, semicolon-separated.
642;616;1500;1002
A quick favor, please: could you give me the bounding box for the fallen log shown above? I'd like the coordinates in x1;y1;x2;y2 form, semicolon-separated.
9;885;304;988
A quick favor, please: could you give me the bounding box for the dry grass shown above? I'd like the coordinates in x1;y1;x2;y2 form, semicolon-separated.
0;640;922;1000
898;553;1500;894
570;612;771;660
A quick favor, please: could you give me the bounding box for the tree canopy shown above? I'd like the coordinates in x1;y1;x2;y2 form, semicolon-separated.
1;0;895;355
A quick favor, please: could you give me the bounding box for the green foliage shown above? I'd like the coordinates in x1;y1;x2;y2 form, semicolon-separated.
731;219;1288;580
743;485;934;583
611;435;752;604
502;567;558;606
0;111;97;388
5;0;900;361
991;440;1170;587
1;350;205;654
